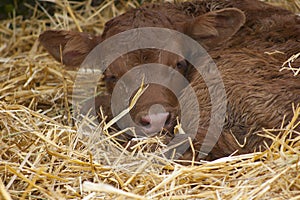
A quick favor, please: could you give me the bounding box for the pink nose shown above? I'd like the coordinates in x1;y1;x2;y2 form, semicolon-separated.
140;112;170;134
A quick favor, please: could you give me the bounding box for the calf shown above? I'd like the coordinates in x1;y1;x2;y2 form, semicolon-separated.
39;0;300;161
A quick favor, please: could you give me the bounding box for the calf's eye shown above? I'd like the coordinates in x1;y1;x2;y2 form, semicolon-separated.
176;59;187;70
105;75;117;83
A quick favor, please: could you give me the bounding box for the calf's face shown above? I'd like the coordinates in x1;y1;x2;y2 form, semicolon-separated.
39;8;245;138
103;49;188;136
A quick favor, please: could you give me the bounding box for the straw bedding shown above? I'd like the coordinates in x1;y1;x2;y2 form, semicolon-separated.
0;0;299;199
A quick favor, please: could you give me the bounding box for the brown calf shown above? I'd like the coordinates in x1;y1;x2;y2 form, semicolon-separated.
39;0;300;161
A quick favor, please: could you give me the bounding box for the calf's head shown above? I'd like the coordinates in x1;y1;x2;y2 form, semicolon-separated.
39;7;245;138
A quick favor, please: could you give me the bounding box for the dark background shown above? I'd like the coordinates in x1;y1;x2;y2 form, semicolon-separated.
0;0;147;20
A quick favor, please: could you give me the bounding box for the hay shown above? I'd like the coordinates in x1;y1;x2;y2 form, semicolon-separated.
0;0;299;199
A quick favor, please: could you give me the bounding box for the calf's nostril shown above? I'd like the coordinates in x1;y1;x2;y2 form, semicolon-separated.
164;113;172;126
140;115;151;127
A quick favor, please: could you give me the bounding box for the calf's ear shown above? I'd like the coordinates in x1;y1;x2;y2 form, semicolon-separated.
184;8;245;49
39;30;101;67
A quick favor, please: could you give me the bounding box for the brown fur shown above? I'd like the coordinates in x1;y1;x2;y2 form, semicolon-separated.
39;0;300;161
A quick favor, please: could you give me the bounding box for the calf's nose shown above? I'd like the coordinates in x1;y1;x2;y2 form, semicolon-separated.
140;112;170;134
